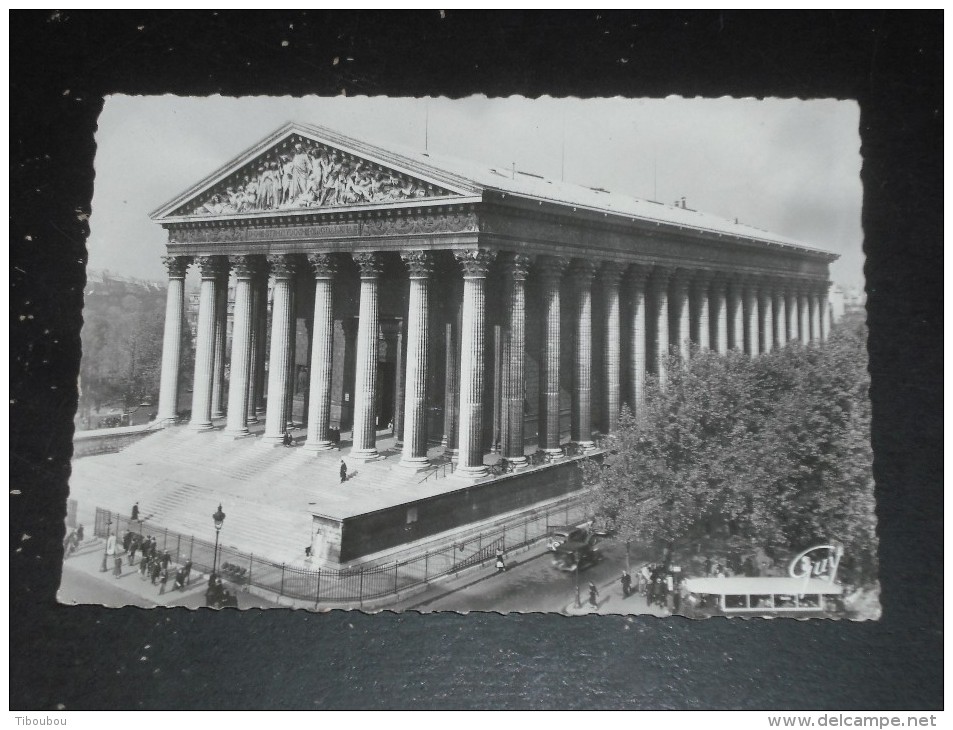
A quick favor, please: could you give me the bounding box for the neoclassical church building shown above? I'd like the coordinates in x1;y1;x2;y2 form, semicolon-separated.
142;122;836;563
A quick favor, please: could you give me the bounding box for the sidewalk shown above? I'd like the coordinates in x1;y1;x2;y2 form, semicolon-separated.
58;537;279;609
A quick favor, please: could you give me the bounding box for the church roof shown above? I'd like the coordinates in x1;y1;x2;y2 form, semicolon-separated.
152;121;835;260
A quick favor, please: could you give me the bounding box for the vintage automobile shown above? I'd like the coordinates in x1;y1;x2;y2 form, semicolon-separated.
551;540;604;572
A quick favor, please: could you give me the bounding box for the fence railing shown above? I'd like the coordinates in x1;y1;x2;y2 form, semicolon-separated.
93;496;590;606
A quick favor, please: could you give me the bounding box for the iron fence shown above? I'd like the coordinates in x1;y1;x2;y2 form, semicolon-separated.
93;496;590;606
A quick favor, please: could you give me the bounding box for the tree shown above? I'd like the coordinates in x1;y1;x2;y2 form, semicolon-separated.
584;319;876;583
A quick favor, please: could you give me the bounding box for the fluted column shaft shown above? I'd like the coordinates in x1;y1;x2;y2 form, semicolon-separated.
649;268;672;387
759;284;774;354
773;286;787;349
503;254;531;466
670;272;691;363
601;264;623;432
710;276;729;355
810;289;822;343
156;256;191;423
190;256;228;430
538;256;568;455
246;269;266;423
305;254;337;450
284;282;297;427
210;268;230;419
350;252;384;460
743;282;760;356
253;274;269;416
399;251;434;470
628;266;649;413
691;273;712;351
263;256;297;443
225;257;259;435
727;279;745;351
798;289;811;344
571;261;597;450
784;289;798;344
455;250;496;477
820;283;832;341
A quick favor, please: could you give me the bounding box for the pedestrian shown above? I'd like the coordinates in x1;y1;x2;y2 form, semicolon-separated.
588;581;599;608
639;564;651;595
139;554;149;579
122;530;133;555
183;560;193;586
129;540;137;566
113;553;123;578
340;460;348;483
158;567;169;595
131;502;139;521
495;549;506;573
149;536;158;560
76;524;85;543
161;551;171;570
174;568;185;591
620;570;632;598
150;559;161;585
282;430;293;447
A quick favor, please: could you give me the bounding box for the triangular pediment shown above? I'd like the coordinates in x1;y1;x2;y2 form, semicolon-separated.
152;123;482;221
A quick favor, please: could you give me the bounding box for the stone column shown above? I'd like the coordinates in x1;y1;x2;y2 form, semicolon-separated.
224;256;259;436
627;265;650;411
600;263;623;433
821;282;833;341
691;271;712;351
798;286;811;345
398;251;434;470
392;324;405;448
454;249;496;477
503;253;531;468
709;273;729;355
190;256;228;431
245;269;263;424
252;273;270;418
442;279;461;454
570;260;597;451
284;281;297;428
759;282;774;354
743;279;760;356
727;277;745;352
784;285;798;344
773;282;787;349
811;285;823;343
262;255;297;444
349;252;384;460
670;270;692;363
304;254;337;451
156;255;191;423
210;266;230;420
537;255;568;457
648;266;672;387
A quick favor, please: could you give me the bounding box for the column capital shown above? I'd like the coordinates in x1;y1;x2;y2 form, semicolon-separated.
502;252;533;281
229;254;266;279
161;255;192;279
307;252;339;279
352;251;384;279
598;261;625;286
626;263;652;286
536;255;569;281
648;265;675;289
454;249;496;278
267;254;299;279
569;258;598;284
196;255;229;280
401;250;435;279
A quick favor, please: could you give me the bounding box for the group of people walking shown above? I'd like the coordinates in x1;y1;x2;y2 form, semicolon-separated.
120;529;193;594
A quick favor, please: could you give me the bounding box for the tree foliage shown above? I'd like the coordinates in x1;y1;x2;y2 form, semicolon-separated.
584;319;877;582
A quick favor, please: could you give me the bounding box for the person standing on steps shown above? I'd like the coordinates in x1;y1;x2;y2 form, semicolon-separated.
620;570;632;598
131;502;139;521
340;460;348;483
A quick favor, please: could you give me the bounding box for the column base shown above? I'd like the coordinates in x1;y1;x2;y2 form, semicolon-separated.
303;440;336;452
222;427;252;439
188;420;215;432
348;448;380;462
453;464;488;479
575;440;596;453
541;447;564;461
260;433;287;446
506;455;530;471
395;456;431;473
155;415;178;427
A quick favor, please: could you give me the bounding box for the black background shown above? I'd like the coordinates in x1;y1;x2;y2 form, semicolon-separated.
10;11;942;710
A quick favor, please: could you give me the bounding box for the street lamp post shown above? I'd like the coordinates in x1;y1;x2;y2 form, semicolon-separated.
99;517;113;572
211;504;226;578
573;555;582;609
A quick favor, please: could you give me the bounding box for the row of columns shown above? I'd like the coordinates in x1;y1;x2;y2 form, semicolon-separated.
156;252;832;479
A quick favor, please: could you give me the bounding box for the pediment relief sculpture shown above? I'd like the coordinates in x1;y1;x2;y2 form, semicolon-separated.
175;136;453;217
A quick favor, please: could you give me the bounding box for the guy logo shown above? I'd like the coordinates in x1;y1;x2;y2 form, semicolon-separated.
788;544;844;583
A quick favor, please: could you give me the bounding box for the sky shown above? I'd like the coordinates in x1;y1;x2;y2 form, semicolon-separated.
87;95;863;287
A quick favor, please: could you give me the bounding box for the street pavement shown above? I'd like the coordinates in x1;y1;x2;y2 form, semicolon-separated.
393;537;668;614
57;537;280;610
